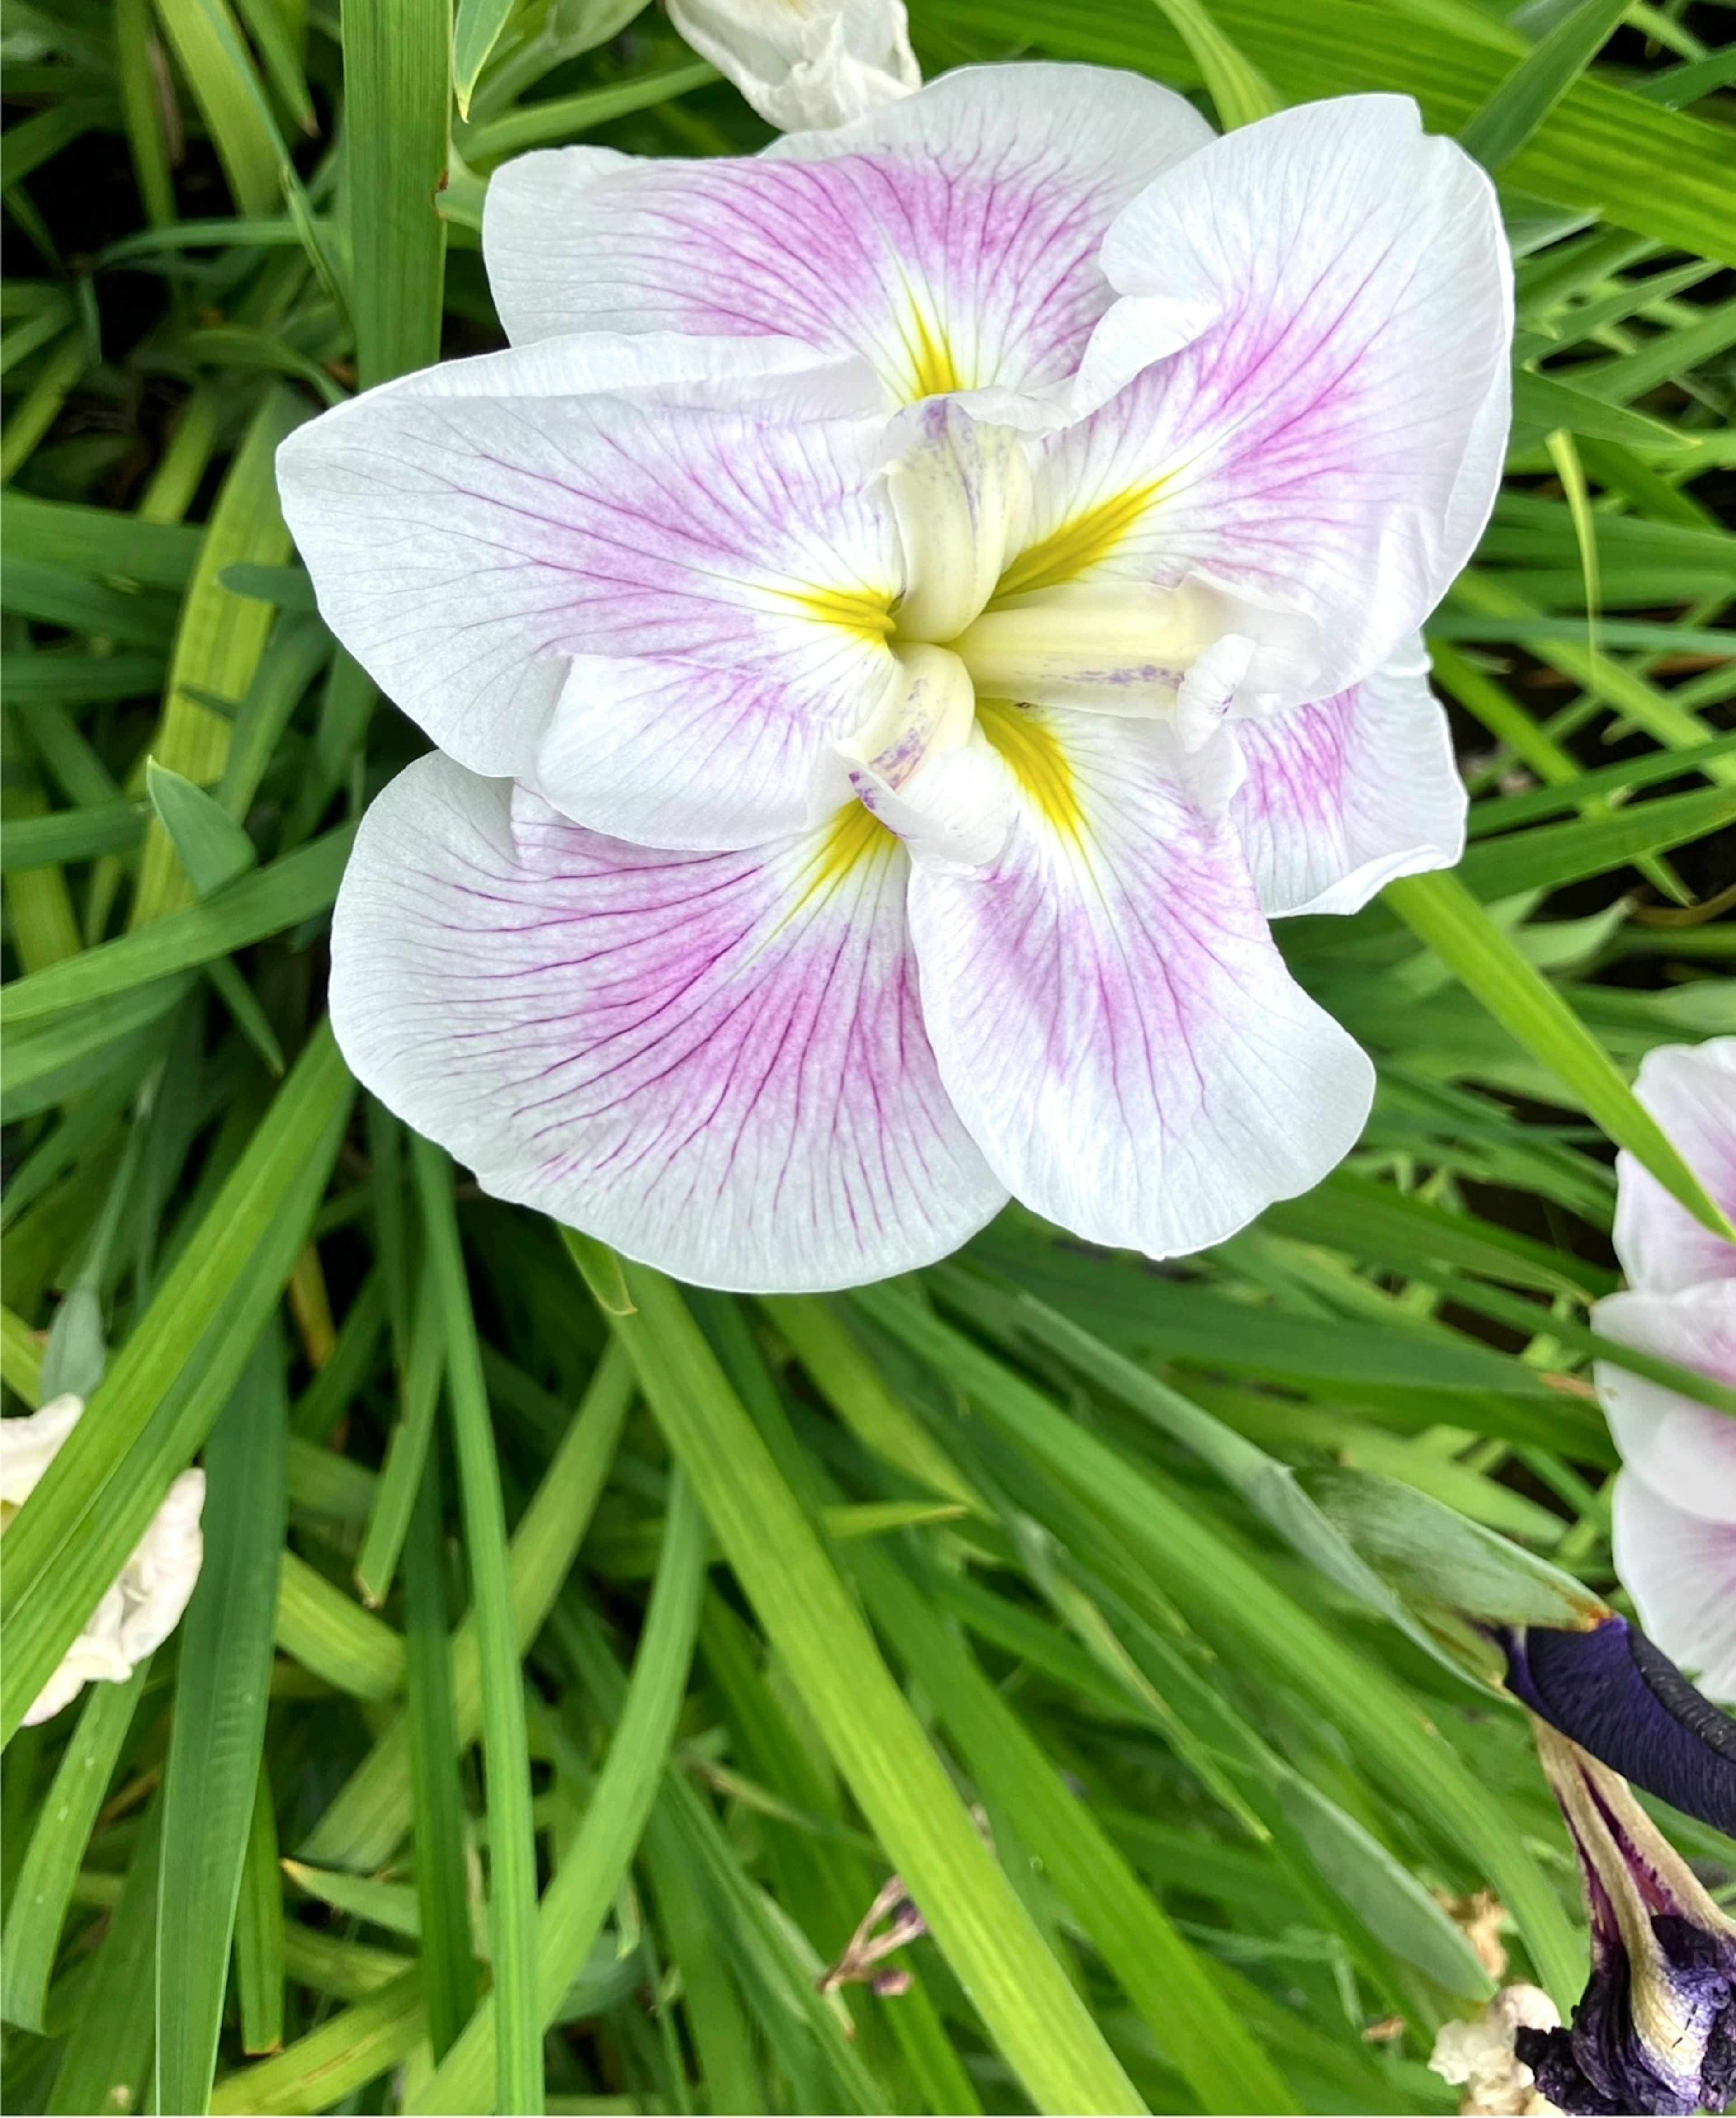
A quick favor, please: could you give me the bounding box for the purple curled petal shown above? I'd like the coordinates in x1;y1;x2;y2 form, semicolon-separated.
1498;1618;1736;1836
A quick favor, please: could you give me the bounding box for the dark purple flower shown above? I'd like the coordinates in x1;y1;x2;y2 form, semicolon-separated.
1496;1616;1736;1838
1516;1723;1736;2116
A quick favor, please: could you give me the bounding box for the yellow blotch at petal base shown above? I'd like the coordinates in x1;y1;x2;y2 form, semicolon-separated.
783;584;896;642
807;798;901;893
991;480;1165;602
900;302;969;401
976;698;1083;840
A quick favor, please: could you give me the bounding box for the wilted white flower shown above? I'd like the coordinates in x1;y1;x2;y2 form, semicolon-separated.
0;1396;205;1726
666;0;920;131
1430;1984;1564;2116
278;69;1510;1293
1595;1038;1736;1701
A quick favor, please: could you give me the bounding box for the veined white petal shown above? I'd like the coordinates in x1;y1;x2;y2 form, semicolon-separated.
482;63;1212;409
1044;95;1510;701
666;0;919;131
279;383;900;849
1613;1038;1736;1293
1;1397;206;1726
1613;1473;1736;1704
1230;643;1467;917
1593;1282;1736;1524
330;755;1007;1293
349;327;884;418
907;704;1373;1258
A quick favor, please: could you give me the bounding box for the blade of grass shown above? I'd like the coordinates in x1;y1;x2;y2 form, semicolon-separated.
344;0;449;387
415;1472;707;2113
156;1330;289;2116
235;1764;285;2054
301;1345;632;1869
354;1257;444;1607
404;1449;477;2062
48;1794;164;2114
0;1024;354;1741
130;387;305;926
209;1967;425;2116
1459;0;1642;173
1384;870;1736;1241
1;1661;150;2033
582;1245;1147;2117
1146;0;1280;124
2;823;355;1025
852;1281;1585;2011
413;1137;541;2115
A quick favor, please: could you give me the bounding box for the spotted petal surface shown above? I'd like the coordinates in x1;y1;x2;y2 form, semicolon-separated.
482;64;1213;408
330;755;1006;1292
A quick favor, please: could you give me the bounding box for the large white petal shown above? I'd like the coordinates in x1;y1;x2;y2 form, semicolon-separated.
905;706;1373;1257
482;63;1212;408
330;755;1006;1292
1613;1472;1736;1704
1593;1281;1736;1524
278;377;899;849
665;0;919;131
1047;95;1510;700
1613;1037;1736;1293
1230;642;1466;917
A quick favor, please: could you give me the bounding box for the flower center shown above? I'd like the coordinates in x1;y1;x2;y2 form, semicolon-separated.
825;403;1319;864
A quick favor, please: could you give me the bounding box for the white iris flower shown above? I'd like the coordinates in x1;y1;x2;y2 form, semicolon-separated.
278;67;1513;1292
0;1396;205;1726
1596;1036;1736;1702
665;0;920;131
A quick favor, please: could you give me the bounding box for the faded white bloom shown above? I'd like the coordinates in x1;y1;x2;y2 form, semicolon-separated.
1430;1985;1564;2117
666;0;919;130
0;1395;205;1726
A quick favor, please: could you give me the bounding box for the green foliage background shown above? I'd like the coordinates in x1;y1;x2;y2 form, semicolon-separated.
1;0;1733;2110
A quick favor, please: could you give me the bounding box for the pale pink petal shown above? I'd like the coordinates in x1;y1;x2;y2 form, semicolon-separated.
1046;95;1510;701
904;707;1373;1257
482;64;1213;408
1593;1282;1736;1524
330;755;1006;1292
1230;642;1466;917
278;373;900;849
1613;1472;1736;1704
1613;1038;1736;1292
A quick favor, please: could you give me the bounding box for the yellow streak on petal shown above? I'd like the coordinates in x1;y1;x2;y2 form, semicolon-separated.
976;698;1082;841
803;799;901;901
991;480;1165;603
903;304;968;400
780;584;897;643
